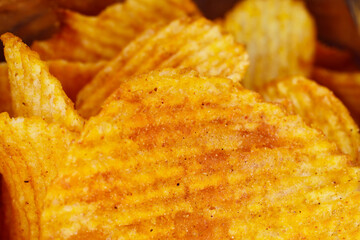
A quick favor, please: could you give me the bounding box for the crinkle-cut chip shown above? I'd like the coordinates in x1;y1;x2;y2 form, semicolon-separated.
0;113;78;240
258;76;360;165
1;33;84;131
0;60;107;113
312;67;360;124
31;0;201;62
76;18;249;117
48;60;107;101
0;63;12;115
315;41;360;71
224;0;315;90
42;68;360;239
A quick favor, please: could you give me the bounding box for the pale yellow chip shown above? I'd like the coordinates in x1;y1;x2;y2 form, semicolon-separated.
31;0;201;62
312;67;360;124
0;113;78;240
41;68;360;239
224;0;316;90
259;76;360;164
76;17;249;117
1;33;84;131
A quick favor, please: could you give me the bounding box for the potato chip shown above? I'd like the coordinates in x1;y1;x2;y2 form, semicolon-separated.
0;177;10;240
1;33;84;131
0;113;78;240
314;41;359;71
76;17;249;117
0;60;107;115
259;76;360;164
0;63;12;115
312;67;360;124
42;68;360;239
31;0;201;62
48;60;107;101
224;0;316;90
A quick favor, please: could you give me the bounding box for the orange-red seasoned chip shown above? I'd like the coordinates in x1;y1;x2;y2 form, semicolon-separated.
41;69;360;239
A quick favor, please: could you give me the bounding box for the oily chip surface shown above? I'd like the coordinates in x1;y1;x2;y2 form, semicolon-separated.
31;0;201;62
76;17;249;117
259;76;360;165
42;69;360;239
224;0;315;90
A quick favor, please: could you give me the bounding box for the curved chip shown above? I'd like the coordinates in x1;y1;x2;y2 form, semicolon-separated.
48;60;107;101
42;68;360;239
0;63;12;115
224;0;316;90
314;41;359;71
0;113;78;240
76;17;249;117
0;60;107;115
31;0;201;62
258;76;360;164
312;67;360;124
1;33;84;131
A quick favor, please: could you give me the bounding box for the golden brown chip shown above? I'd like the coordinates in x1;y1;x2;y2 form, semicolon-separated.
48;60;107;101
0;113;78;240
42;68;360;239
31;0;201;62
76;17;249;117
1;33;84;131
258;76;360;164
224;0;316;90
312;67;360;124
0;60;107;114
314;41;359;71
0;63;12;115
0;177;10;240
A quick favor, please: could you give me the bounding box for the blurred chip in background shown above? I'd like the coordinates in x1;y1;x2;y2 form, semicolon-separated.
1;0;360;61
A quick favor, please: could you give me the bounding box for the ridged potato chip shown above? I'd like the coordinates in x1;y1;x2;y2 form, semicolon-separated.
312;67;360;124
259;76;360;164
48;60;107;101
0;60;106;115
42;68;360;239
2;33;84;131
31;0;201;62
0;113;78;240
76;17;249;117
224;0;316;90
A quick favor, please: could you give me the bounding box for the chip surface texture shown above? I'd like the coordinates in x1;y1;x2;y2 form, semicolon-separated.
42;69;360;239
